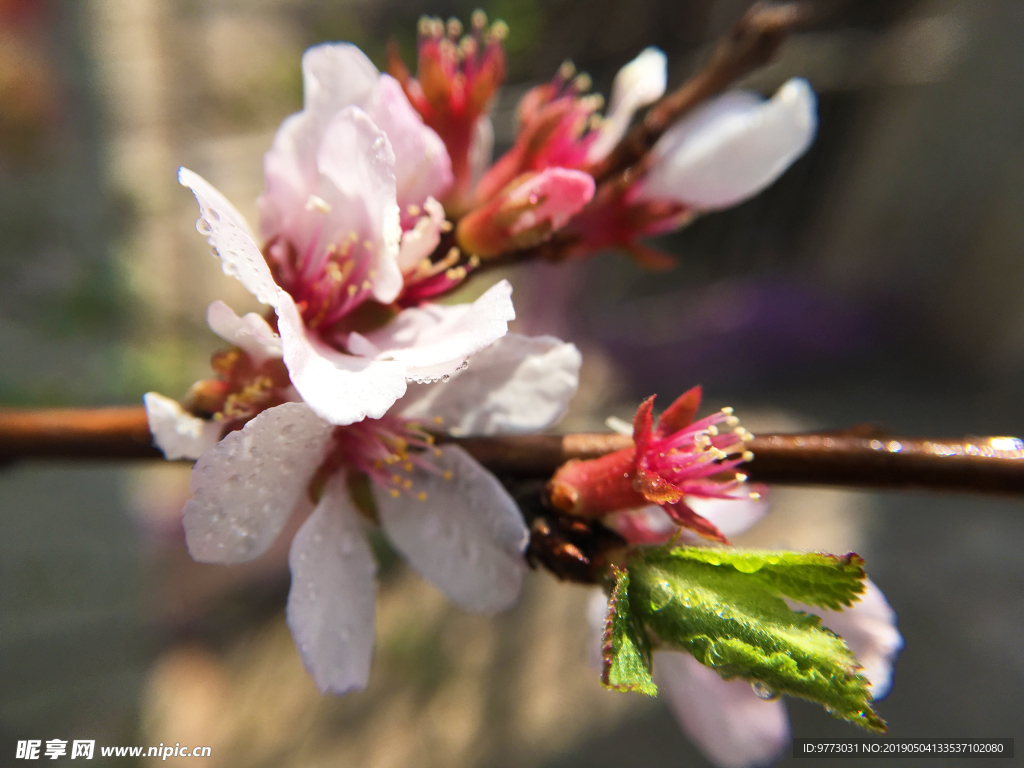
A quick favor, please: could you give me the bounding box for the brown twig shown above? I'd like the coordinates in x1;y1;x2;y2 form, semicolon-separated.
3;406;1024;495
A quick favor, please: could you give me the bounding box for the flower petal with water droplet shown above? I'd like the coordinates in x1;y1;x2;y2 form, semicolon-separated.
287;473;377;695
182;402;334;563
376;445;528;614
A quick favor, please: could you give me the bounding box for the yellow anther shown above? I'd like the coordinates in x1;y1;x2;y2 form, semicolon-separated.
490;19;508;39
742;451;755;462
418;491;428;502
442;470;454;481
559;60;576;80
742;432;754;443
735;473;748;483
347;284;358;296
419;16;432;35
440;220;454;232
447;17;463;37
707;425;719;436
403;462;413;472
721;407;734;415
468;254;481;268
433;447;442;457
373;460;384;470
749;491;762;501
361;280;371;290
434;416;444;424
725;416;740;427
574;73;592;92
403;479;412;490
363;240;374;251
471;9;487;30
408;204;421;216
391;474;402;484
445;267;467;281
390;488;401;498
305;195;331;213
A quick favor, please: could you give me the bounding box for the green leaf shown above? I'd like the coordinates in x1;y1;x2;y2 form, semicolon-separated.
601;567;657;696
628;551;885;732
648;547;866;610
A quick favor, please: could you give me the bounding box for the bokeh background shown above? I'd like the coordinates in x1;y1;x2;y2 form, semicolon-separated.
2;0;1024;765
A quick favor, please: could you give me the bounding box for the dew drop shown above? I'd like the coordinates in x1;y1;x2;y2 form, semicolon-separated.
649;579;673;611
751;681;779;700
733;558;763;574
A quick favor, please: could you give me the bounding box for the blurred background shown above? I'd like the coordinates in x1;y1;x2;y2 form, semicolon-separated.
2;0;1023;765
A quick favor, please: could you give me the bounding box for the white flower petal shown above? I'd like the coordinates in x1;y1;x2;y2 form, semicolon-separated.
362;279;515;382
468;115;495;187
302;43;381;129
276;291;408;425
684;492;770;539
396;332;581;435
316;107;403;304
206;300;283;364
656;651;790;768
371;75;453;209
179;168;280;307
376;445;528;614
287;473;377;695
143;392;221;461
181;402;334;563
808;578;903;700
636;78;817;210
588;47;667;161
397;197;446;273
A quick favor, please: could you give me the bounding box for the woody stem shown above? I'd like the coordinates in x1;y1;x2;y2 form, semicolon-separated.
2;407;1023;495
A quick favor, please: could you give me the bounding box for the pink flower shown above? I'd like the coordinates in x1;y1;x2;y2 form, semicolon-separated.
456;167;596;257
473;47;667;203
171;333;582;694
547;387;762;543
388;13;507;211
177;44;517;426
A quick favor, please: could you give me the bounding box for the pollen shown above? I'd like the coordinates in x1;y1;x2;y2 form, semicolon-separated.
442;470;454;481
749;491;762;501
433;447;443;457
390;488;401;498
735;473;748;483
434;416;443;424
742;451;755;462
403;462;413;472
418;491;428;502
391;474;402;484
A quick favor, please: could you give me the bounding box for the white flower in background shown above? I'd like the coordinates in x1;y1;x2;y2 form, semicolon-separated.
588;498;903;768
176;332;581;694
634;77;817;210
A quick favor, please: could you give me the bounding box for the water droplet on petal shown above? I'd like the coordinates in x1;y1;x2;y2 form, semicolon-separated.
751;681;779;700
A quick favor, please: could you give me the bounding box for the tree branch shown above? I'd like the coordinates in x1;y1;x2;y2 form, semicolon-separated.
2;406;1024;494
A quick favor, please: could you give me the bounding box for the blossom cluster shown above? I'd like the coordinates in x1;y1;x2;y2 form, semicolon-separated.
144;14;899;768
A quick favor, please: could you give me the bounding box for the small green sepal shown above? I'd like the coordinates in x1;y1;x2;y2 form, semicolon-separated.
600;566;657;696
